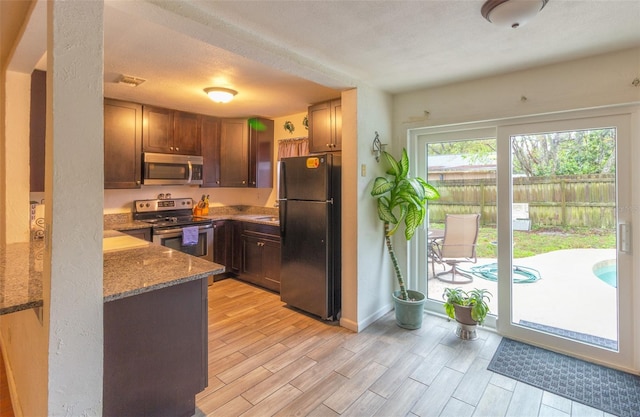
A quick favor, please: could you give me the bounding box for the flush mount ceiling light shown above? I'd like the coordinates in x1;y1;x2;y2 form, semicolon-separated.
481;0;549;29
203;87;237;103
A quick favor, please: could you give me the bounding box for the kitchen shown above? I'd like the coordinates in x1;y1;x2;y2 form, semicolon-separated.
3;1;640;416
3;2;348;415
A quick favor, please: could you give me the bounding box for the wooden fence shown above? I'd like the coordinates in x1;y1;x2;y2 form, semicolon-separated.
427;174;616;229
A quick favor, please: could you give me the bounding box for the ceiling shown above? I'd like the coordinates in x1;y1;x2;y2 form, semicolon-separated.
7;1;640;119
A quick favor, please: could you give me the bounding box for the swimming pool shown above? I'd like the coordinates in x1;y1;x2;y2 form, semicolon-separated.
592;259;617;288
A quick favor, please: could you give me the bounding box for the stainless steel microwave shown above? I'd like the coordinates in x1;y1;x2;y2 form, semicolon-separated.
142;152;204;185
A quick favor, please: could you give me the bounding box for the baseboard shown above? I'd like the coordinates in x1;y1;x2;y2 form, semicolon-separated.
340;303;393;332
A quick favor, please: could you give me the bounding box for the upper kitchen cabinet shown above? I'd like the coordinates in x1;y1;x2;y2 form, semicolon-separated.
248;117;274;188
202;117;274;188
104;99;143;188
200;116;221;187
219;119;249;187
308;98;342;153
142;106;201;155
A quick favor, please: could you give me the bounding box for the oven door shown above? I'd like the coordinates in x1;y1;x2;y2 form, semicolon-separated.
152;224;213;262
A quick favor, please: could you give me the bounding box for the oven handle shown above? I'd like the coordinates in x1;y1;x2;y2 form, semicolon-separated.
153;224;213;236
187;161;193;183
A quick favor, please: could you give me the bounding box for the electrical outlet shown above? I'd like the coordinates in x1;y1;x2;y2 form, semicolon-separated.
361;164;366;177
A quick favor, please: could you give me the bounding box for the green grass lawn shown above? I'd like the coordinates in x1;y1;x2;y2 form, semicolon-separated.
430;225;616;258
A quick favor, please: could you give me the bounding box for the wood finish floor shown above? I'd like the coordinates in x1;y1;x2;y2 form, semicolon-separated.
0;278;615;417
195;279;614;417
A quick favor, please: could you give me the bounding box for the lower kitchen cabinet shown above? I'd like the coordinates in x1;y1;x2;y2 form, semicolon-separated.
212;220;231;277
235;222;281;293
103;278;207;417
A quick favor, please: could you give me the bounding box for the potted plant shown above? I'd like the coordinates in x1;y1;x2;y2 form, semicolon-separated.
443;287;492;339
371;148;440;329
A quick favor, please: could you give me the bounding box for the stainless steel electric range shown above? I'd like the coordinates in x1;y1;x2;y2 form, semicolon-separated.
133;197;214;262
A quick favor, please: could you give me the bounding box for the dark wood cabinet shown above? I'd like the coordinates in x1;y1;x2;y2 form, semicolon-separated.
104;278;207;417
212;220;231;274
248;117;274;188
174;111;201;155
237;222;281;292
30;70;46;192
308;98;342;153
104;99;143;189
119;227;151;242
231;221;243;274
219;119;249;187
142;106;201;155
201;116;221;187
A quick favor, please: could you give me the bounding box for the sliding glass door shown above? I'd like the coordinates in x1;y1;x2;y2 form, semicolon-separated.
413;109;636;372
497;113;634;371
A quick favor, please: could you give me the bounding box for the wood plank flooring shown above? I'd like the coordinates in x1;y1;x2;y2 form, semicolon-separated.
0;278;617;417
0;346;14;417
195;279;615;417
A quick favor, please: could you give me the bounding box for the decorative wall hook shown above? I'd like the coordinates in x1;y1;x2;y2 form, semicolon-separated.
283;120;295;134
372;131;387;162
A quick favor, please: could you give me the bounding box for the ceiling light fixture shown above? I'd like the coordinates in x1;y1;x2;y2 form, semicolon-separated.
204;87;237;103
481;0;549;29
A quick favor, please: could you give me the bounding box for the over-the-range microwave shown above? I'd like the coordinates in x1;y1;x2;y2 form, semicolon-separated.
142;152;204;186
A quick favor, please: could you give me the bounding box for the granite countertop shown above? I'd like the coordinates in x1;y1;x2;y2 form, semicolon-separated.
104;211;280;232
0;234;224;315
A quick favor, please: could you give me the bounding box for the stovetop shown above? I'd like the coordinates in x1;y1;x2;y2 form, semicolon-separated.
133;198;212;229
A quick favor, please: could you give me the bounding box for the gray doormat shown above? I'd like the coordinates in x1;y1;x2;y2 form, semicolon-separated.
488;338;640;417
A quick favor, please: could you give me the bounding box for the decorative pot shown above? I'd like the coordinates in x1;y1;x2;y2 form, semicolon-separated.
392;290;426;330
453;304;478;340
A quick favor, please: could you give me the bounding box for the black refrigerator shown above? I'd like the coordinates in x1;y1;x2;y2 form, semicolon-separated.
279;153;341;321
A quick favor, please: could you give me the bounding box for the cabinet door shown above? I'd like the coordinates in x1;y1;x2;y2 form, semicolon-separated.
174;111;201;155
104;99;142;189
142;106;173;153
262;238;281;291
201;116;221;187
241;234;263;282
212;220;230;268
248;117;274;188
308;101;332;153
331;99;342;151
231;221;243;274
220;119;248;187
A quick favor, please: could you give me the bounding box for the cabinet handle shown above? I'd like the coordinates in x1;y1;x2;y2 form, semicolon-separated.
170;146;174;151
216;180;220;184
175;147;180;151
326;143;330;147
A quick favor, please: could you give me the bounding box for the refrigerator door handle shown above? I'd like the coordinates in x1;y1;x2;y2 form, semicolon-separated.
280;199;286;236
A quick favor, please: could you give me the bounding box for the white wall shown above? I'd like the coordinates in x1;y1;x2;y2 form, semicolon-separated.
4;71;31;243
394;48;640;132
44;1;104;413
341;86;395;331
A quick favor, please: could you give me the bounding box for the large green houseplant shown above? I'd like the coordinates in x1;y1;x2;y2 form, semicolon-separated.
371;148;439;329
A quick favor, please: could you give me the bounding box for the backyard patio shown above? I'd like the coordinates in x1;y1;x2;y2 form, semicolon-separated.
427;247;618;345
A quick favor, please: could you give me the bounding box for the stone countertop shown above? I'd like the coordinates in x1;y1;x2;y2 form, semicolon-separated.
104;211;279;231
0;235;224;315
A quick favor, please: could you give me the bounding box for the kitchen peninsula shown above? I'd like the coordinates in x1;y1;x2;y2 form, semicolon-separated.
0;232;224;417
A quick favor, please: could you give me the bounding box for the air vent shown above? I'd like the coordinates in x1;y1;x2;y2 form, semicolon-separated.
118;75;146;87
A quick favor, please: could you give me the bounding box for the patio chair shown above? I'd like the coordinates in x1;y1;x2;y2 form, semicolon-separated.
430;213;480;284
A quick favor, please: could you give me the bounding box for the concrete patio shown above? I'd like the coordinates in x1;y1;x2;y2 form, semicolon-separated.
428;248;618;344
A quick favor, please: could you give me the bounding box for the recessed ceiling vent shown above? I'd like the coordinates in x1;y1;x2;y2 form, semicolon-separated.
118;75;146;87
